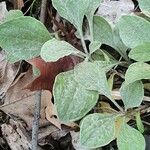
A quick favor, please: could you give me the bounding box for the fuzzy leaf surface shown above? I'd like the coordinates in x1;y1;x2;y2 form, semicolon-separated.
53;71;99;122
80;113;117;148
117;124;145;150
120;81;144;110
118;15;150;48
0;17;51;62
41;38;80;62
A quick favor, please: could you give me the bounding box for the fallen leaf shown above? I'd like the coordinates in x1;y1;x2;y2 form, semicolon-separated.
26;56;81;91
0;51;19;102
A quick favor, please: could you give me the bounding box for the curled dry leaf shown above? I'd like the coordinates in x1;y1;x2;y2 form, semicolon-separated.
0;51;19;102
25;56;81;91
0;69;49;129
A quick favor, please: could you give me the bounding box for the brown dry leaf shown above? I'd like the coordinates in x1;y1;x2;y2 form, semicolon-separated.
0;51;19;102
26;56;81;91
97;0;134;24
0;68;50;129
45;98;61;129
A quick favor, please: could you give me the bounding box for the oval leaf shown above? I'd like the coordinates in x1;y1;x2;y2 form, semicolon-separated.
41;38;80;62
120;81;144;110
129;42;150;62
52;0;90;41
0;16;51;62
125;62;150;85
53;71;99;122
80;113;117;148
93;16;114;47
74;61;115;99
117;124;145;150
118;15;150;48
139;0;150;17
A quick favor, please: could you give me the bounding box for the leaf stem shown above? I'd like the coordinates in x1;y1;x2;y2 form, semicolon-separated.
79;30;88;55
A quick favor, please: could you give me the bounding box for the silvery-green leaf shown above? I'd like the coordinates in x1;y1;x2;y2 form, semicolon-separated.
40;38;80;62
0;17;51;62
120;81;144;110
5;10;23;21
139;0;150;17
85;0;102;40
117;123;145;150
113;26;128;60
52;0;90;43
53;71;99;122
125;62;150;85
136;112;145;134
89;41;101;54
93;16;114;48
74;61;115;99
118;15;150;48
80;113;117;148
129;42;150;62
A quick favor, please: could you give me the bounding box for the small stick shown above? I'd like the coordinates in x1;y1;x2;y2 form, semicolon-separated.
31;91;42;150
31;0;47;149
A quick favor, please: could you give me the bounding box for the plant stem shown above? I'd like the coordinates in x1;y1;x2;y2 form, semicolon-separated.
79;30;88;54
31;91;41;150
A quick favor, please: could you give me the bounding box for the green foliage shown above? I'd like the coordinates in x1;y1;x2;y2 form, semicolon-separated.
74;61;115;99
129;42;150;62
0;1;149;149
120;81;144;110
53;71;99;122
0;16;52;62
5;10;24;21
139;0;150;17
125;62;150;85
118;15;150;48
41;38;83;62
136;112;145;134
80;113;117;148
117;123;145;150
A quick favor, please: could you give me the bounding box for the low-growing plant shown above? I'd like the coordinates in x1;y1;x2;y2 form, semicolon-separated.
0;0;150;149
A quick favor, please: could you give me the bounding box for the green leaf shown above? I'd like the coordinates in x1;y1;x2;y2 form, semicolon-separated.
40;38;80;62
5;10;24;21
80;113;117;148
125;62;150;85
136;112;145;134
113;26;128;60
118;15;150;48
85;0;102;40
0;17;51;62
139;0;150;17
53;71;99;122
89;41;101;54
93;16;114;47
52;0;90;44
120;81;144;110
129;42;150;62
74;61;114;99
117;124;145;150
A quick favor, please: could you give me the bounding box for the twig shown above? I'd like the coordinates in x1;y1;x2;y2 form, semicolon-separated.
31;0;47;149
31;91;42;150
